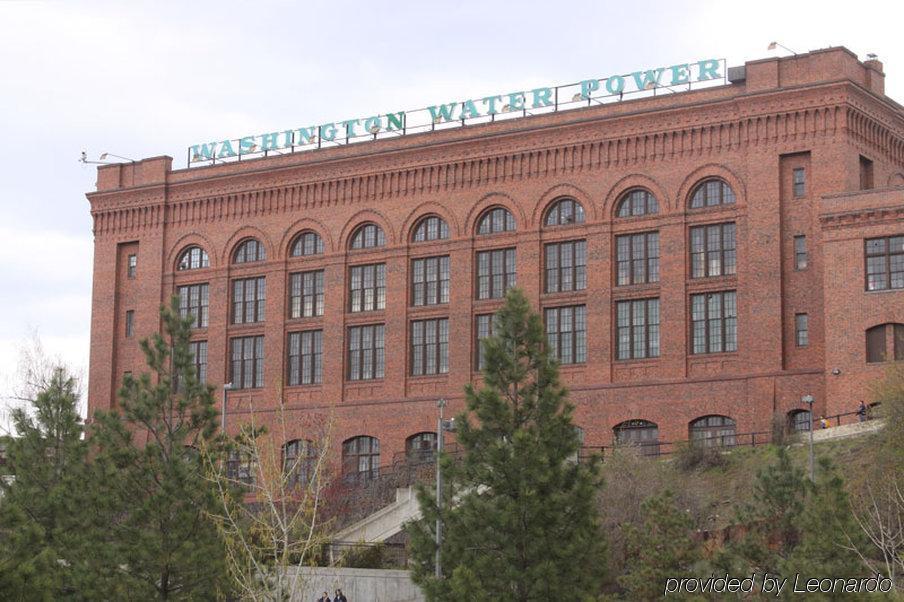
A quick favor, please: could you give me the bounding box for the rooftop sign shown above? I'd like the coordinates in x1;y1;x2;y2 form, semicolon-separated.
187;59;725;166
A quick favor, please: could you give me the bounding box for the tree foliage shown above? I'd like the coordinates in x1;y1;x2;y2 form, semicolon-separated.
88;298;229;599
407;288;606;601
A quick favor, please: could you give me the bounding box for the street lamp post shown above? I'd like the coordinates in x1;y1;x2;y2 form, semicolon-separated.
222;383;233;432
802;394;815;481
435;398;454;580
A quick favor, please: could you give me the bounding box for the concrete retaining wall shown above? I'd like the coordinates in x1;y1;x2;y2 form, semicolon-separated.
289;567;424;602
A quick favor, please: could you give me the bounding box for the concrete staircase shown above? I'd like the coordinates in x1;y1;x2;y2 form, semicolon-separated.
332;486;422;543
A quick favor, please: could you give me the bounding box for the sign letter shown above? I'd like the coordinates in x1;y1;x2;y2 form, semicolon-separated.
697;59;721;81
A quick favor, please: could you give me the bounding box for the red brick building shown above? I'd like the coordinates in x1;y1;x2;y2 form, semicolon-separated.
87;47;904;476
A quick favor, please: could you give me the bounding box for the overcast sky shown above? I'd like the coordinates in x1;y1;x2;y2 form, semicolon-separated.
0;0;901;423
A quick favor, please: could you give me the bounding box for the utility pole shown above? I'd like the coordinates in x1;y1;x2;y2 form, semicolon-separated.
802;394;815;481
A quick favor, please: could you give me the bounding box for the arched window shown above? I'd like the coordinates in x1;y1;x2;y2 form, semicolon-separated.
787;410;811;433
544;198;585;227
342;436;380;480
290;231;324;257
616;188;659;218
412;215;450;242
283;439;317;487
177;246;209;271
233;238;266;264
689;178;736;209
689;415;736;448
613;420;660;457
477;207;516;235
866;323;904;363
405;432;437;463
350;223;386;250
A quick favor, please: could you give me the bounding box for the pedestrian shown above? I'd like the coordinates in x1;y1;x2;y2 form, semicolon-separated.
819;415;829;429
335;588;348;602
317;592;331;602
857;400;867;422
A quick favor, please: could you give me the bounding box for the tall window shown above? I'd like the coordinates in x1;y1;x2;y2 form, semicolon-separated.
226;451;256;485
411;318;449;376
616;298;660;360
289;271;324;318
178;283;209;328
291;231;324;256
475;314;494;371
178;246;209;270
477;207;515;235
233;238;266;263
690;179;736;209
865;236;904;291
406;432;437;463
545;305;586;365
189;340;208;383
860;156;874;191
349;264;386;312
616;189;658;218
476;248;516;299
348;324;384;380
411;256;450;306
287;330;322;385
788;410;811;433
616;232;659;286
795;313;809;347
614;420;660;456
125;310;134;338
283;439;317;487
127;254;137;278
342;436;380;480
545;198;585;226
792;168;806;198
690;223;736;278
691;291;737;354
545;240;586;293
350;223;385;249
412;216;449;242
794;236;808;270
232;277;266;324
690;415;736;448
230;336;264;389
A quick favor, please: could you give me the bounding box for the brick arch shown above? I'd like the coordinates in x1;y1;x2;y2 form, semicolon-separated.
888;172;904;187
277;217;335;257
676;163;747;211
221;226;275;265
400;201;462;242
166;232;217;273
604;174;671;218
530;183;598;227
339;209;396;250
464;192;525;235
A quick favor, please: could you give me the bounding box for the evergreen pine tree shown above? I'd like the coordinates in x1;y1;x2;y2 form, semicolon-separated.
89;299;230;599
618;490;702;600
0;368;110;599
406;288;607;601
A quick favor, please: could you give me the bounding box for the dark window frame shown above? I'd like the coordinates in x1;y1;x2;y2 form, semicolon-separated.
795;313;809;347
794;235;808;270
350;223;386;250
477;207;516;235
614;419;660;456
544;198;585;227
230;335;264;389
290;231;324;256
690;222;737;278
125;310;134;338
287;330;323;386
690;291;738;354
283;439;318;487
865;235;904;291
616;231;660;286
189;340;208;384
289;270;324;318
690;415;737;447
412;215;450;242
792;167;806;198
475;314;494;371
544;305;587;365
232;277;266;324
616;188;659;218
616;298;660;360
476;248;516;299
347;324;385;381
342;436;380;480
545;240;587;293
127;254;137;279
689;178;736;209
349;263;386;312
410;318;449;376
178;283;209;328
233;238;266;264
178;246;210;270
411;256;450;306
